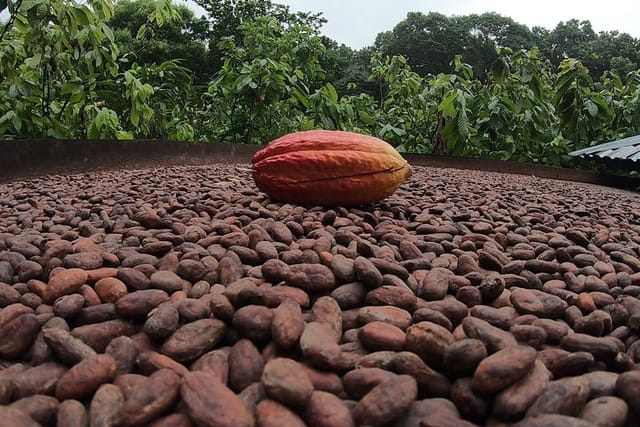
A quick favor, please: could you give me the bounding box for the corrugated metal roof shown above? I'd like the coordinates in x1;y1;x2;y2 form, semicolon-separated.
569;134;640;162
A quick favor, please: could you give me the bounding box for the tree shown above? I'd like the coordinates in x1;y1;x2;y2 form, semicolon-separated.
2;0;639;172
202;16;326;143
0;0;195;140
476;48;565;163
458;12;536;49
375;11;539;78
454;12;537;75
586;31;640;78
110;0;212;84
554;58;613;148
600;70;640;139
0;0;122;138
319;39;375;96
194;0;325;71
368;54;434;152
375;12;471;75
544;19;596;65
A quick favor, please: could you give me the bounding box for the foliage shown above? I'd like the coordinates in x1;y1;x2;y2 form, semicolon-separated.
599;70;640;139
0;0;195;140
369;54;434;152
1;0;119;138
2;0;640;172
375;12;471;76
201;21;638;167
473;48;564;163
554;58;613;148
376;12;640;79
319;38;374;96
110;0;211;84
544;20;597;66
461;12;536;50
193;0;325;72
202;16;326;143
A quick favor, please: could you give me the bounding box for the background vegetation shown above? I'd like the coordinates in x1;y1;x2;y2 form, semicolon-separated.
2;0;640;167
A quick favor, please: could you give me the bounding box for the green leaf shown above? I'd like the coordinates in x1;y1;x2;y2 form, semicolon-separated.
291;87;310;108
585;100;598;117
0;110;16;126
116;131;134;140
438;93;457;116
136;24;148;40
19;0;44;12
591;97;612;117
100;0;114;20
25;52;42;68
490;57;508;81
324;83;338;104
522;66;533;83
61;81;84;95
69;7;92;26
11;114;22;132
13;14;29;32
457;111;470;140
131;109;140;127
236;75;252;91
101;22;114;42
501;96;516;112
154;7;165;26
358;109;374;125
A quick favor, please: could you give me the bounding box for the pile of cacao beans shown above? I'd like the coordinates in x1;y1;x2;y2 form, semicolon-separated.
1;164;639;427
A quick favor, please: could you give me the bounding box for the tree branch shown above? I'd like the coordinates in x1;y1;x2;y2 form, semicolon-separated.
0;0;23;43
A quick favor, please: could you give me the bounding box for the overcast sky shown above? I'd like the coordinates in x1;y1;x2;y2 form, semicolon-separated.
182;0;640;49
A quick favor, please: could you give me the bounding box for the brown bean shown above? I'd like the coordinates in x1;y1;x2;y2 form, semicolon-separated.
55;354;117;400
160;318;226;362
261;357;313;407
181;370;254;427
471;344;537;396
526;376;591;418
353;374;418;426
303;390;355;427
256;399;306;427
121;369;180;426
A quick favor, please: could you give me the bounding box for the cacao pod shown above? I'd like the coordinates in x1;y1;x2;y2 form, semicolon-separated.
252;130;412;206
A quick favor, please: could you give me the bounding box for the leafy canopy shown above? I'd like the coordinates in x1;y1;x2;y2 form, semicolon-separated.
1;0;640;172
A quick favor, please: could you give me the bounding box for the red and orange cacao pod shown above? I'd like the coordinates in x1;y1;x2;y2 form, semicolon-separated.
252;130;412;206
